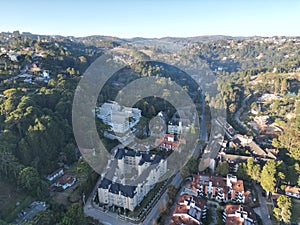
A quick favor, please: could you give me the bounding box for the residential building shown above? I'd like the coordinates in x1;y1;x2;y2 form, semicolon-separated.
168;121;183;134
155;134;186;152
7;53;20;61
54;174;76;190
170;194;207;225
285;186;300;199
223;204;257;225
98;148;167;211
188;174;247;203
46;168;64;181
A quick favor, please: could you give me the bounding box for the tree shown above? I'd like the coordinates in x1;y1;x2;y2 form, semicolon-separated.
273;195;292;224
251;164;261;183
246;158;254;177
277;125;300;161
280;78;289;95
30;210;56;225
215;162;229;176
17;166;47;197
260;160;276;197
57;204;87;225
167;185;177;201
236;163;249;180
17;167;39;189
186;157;199;174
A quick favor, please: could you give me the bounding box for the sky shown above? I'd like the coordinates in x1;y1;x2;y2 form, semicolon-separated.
1;0;299;38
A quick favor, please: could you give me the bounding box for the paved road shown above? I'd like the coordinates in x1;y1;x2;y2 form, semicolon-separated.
142;172;182;225
16;202;47;225
254;184;272;225
234;94;251;131
200;92;208;142
143;191;168;225
84;204;138;225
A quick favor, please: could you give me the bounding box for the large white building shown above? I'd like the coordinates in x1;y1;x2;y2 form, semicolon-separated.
97;101;141;133
98;148;167;211
168;121;183;135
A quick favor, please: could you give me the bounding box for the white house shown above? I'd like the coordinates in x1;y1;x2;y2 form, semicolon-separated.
47;168;64;181
285;186;300;199
54;174;76;190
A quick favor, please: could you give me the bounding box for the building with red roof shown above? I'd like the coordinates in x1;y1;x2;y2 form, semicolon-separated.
169;194;207;225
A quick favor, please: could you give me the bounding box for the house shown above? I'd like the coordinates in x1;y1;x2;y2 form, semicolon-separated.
170;194;207;225
30;62;41;71
47;168;64;181
223;204;257;225
42;71;50;79
155;134;186;152
0;47;7;53
257;94;280;103
254;115;269;126
54;174;76;190
189;174;246;203
98;147;167;211
285;186;300;199
7;53;20;61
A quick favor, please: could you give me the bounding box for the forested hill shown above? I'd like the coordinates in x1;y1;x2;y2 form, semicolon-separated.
0;32;300;222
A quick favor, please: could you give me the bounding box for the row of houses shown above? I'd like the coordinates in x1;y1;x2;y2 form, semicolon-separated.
184;174;249;204
169;174;257;225
155;134;186;152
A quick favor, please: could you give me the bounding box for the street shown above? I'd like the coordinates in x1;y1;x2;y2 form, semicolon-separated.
253;184;272;225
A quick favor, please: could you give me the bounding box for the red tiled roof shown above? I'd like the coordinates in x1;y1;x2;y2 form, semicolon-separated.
225;216;243;225
285;186;300;195
170;194;206;225
56;174;75;185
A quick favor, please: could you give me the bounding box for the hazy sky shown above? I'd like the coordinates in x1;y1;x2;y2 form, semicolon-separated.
1;0;299;38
